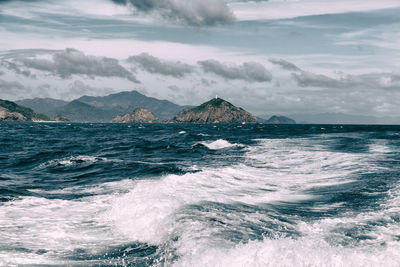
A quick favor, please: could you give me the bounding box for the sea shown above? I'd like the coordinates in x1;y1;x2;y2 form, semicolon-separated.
1;122;400;266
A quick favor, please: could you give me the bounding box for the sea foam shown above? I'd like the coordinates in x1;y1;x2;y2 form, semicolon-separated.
200;139;242;150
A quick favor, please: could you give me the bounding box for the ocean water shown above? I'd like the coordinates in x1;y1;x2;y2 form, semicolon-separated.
1;123;400;266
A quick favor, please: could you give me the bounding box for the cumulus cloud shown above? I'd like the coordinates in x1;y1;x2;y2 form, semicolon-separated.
111;0;235;26
127;53;193;77
292;71;348;88
269;58;301;71
18;48;139;83
198;59;272;82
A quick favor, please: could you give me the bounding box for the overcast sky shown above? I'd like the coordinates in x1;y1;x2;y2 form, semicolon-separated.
1;0;400;117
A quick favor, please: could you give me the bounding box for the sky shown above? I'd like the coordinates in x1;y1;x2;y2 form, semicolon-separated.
0;0;400;117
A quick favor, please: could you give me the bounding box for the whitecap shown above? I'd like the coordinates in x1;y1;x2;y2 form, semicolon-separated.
200;139;242;150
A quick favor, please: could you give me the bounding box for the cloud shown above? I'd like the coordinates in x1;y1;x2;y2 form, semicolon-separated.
18;48;139;83
0;79;31;99
292;71;348;88
198;59;272;82
269;58;301;71
0;60;33;77
0;79;27;91
292;70;400;90
66;80;114;97
127;53;193;78
200;78;217;87
111;0;235;26
230;0;400;21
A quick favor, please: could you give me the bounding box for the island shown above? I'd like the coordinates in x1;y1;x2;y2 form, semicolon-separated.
111;108;159;123
265;115;296;124
173;97;258;124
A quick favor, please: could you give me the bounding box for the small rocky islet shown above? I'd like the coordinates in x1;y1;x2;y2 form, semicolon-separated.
111;108;159;123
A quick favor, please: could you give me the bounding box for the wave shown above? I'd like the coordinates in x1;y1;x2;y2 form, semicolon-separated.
175;235;400;267
199;139;243;150
1;136;399;266
38;155;121;169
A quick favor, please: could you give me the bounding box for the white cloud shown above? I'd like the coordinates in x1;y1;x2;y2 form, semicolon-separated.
230;0;400;21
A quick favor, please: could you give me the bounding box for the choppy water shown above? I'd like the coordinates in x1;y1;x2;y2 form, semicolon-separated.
1;123;400;266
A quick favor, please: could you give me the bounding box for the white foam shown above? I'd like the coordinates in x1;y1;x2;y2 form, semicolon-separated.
2;136;398;266
179;131;186;134
200;139;242;150
174;236;400;267
0;195;118;265
103;165;317;244
369;140;393;153
102;138;375;249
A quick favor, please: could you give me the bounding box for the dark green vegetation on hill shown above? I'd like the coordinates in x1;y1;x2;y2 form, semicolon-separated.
174;98;258;124
0;99;50;121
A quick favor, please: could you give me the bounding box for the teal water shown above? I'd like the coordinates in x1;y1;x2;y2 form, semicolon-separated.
1;123;400;266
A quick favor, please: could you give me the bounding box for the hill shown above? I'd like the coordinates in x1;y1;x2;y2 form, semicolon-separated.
16;90;191;122
77;91;190;120
173;98;257;124
265;115;296;124
0;99;51;122
111;108;159;123
15;98;68;115
51;100;118;122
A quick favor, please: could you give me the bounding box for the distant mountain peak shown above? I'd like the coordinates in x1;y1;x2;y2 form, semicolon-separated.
265;115;296;124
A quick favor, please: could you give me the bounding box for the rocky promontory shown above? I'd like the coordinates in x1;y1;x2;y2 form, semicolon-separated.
173;98;257;124
111;108;159;123
0;106;27;121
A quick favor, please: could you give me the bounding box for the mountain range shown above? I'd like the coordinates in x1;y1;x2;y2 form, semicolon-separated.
16;91;192;122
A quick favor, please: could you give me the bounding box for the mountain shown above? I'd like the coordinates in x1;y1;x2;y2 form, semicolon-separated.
173;98;258;124
15;98;68;115
16;90;191;122
265;115;296;124
77;91;190;120
111;108;159;123
52;100;118;122
0;99;50;121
